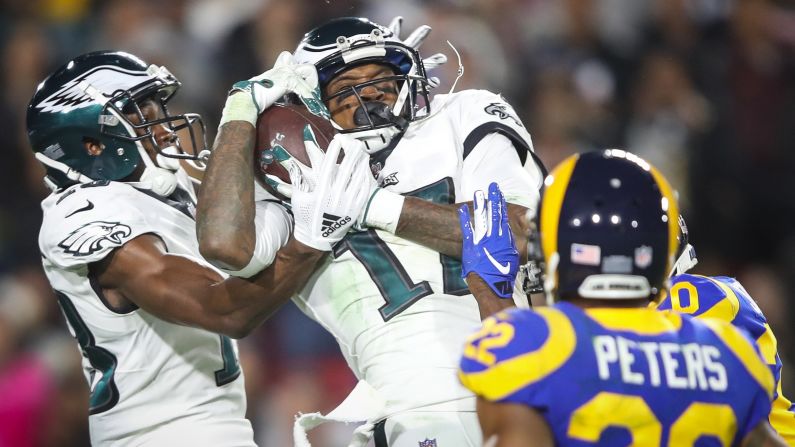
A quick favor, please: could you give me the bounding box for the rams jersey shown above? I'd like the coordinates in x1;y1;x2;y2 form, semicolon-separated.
657;273;795;443
38;171;255;446
292;89;544;415
459;302;774;446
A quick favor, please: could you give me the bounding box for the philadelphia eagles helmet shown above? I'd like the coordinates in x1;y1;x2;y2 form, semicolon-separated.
27;50;207;195
294;17;433;153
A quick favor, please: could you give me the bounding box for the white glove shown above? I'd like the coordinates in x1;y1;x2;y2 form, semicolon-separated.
219;51;329;127
290;131;373;251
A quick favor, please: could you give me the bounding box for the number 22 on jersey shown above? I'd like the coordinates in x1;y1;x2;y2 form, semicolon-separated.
568;392;736;446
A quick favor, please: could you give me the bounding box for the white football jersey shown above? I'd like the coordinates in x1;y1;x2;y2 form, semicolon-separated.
292;89;544;415
38;171;255;446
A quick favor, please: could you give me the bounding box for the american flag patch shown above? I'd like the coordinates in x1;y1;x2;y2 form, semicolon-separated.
571;243;601;266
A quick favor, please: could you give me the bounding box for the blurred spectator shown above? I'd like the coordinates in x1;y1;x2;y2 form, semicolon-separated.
625;50;712;205
689;0;795;269
91;0;216;126
0;271;89;446
0;21;50;270
212;0;312;133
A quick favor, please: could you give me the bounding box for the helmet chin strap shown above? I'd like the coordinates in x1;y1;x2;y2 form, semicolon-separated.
136;142;178;196
155;145;183;171
353;126;402;154
348;102;405;154
34;152;94;191
109;106;179;196
139;165;178;196
670;243;698;277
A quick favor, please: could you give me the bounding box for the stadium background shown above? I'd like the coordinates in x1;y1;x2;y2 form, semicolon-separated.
1;0;794;445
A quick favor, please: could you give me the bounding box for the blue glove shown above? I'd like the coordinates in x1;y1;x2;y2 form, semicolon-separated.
458;182;519;299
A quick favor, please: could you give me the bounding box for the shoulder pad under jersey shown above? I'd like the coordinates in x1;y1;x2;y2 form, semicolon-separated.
40;181;158;268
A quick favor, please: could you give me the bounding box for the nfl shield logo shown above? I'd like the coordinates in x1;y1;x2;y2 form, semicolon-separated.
634;245;653;268
419;439;437;447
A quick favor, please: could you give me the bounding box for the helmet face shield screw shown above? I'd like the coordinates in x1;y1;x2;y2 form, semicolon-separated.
117;148;125;156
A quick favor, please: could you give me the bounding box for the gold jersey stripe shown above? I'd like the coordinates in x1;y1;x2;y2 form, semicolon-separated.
699;318;774;399
585;307;683;335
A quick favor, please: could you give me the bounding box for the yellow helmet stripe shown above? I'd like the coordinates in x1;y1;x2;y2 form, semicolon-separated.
458;307;577;401
540;154;580;262
648;166;679;274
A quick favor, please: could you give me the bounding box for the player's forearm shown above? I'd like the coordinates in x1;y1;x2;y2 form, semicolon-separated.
466;273;515;320
102;234;315;338
168;237;323;338
134;240;322;339
395;197;462;257
395;198;529;260
477;398;555;447
210;238;325;338
196;121;257;269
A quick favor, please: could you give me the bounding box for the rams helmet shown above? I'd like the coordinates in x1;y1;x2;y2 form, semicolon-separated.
536;150;680;302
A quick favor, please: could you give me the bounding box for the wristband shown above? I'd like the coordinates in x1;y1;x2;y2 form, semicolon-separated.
362;188;405;233
218;91;258;128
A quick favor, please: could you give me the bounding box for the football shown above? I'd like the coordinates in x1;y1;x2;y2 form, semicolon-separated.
253;103;337;199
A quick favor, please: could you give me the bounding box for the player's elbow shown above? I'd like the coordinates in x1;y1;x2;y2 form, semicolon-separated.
216;309;268;339
214;315;255;339
198;235;253;272
223;324;254;340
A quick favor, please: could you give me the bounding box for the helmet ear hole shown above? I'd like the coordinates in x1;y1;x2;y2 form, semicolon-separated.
82;137;103;156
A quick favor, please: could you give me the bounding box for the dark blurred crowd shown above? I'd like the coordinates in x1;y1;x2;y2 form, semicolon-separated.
1;0;794;445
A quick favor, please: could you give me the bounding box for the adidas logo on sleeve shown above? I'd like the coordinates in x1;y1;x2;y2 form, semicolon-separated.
321;213;351;237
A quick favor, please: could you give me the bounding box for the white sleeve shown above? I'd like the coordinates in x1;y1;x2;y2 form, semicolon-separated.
220;200;293;278
461;132;543;215
40;184;155;269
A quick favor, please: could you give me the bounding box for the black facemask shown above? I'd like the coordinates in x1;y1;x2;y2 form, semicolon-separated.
353;101;408;130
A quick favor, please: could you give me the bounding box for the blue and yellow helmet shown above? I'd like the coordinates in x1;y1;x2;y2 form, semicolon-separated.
536;150;679;302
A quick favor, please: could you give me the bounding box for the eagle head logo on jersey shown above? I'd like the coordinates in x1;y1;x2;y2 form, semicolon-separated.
58;221;132;256
484;102;523;128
